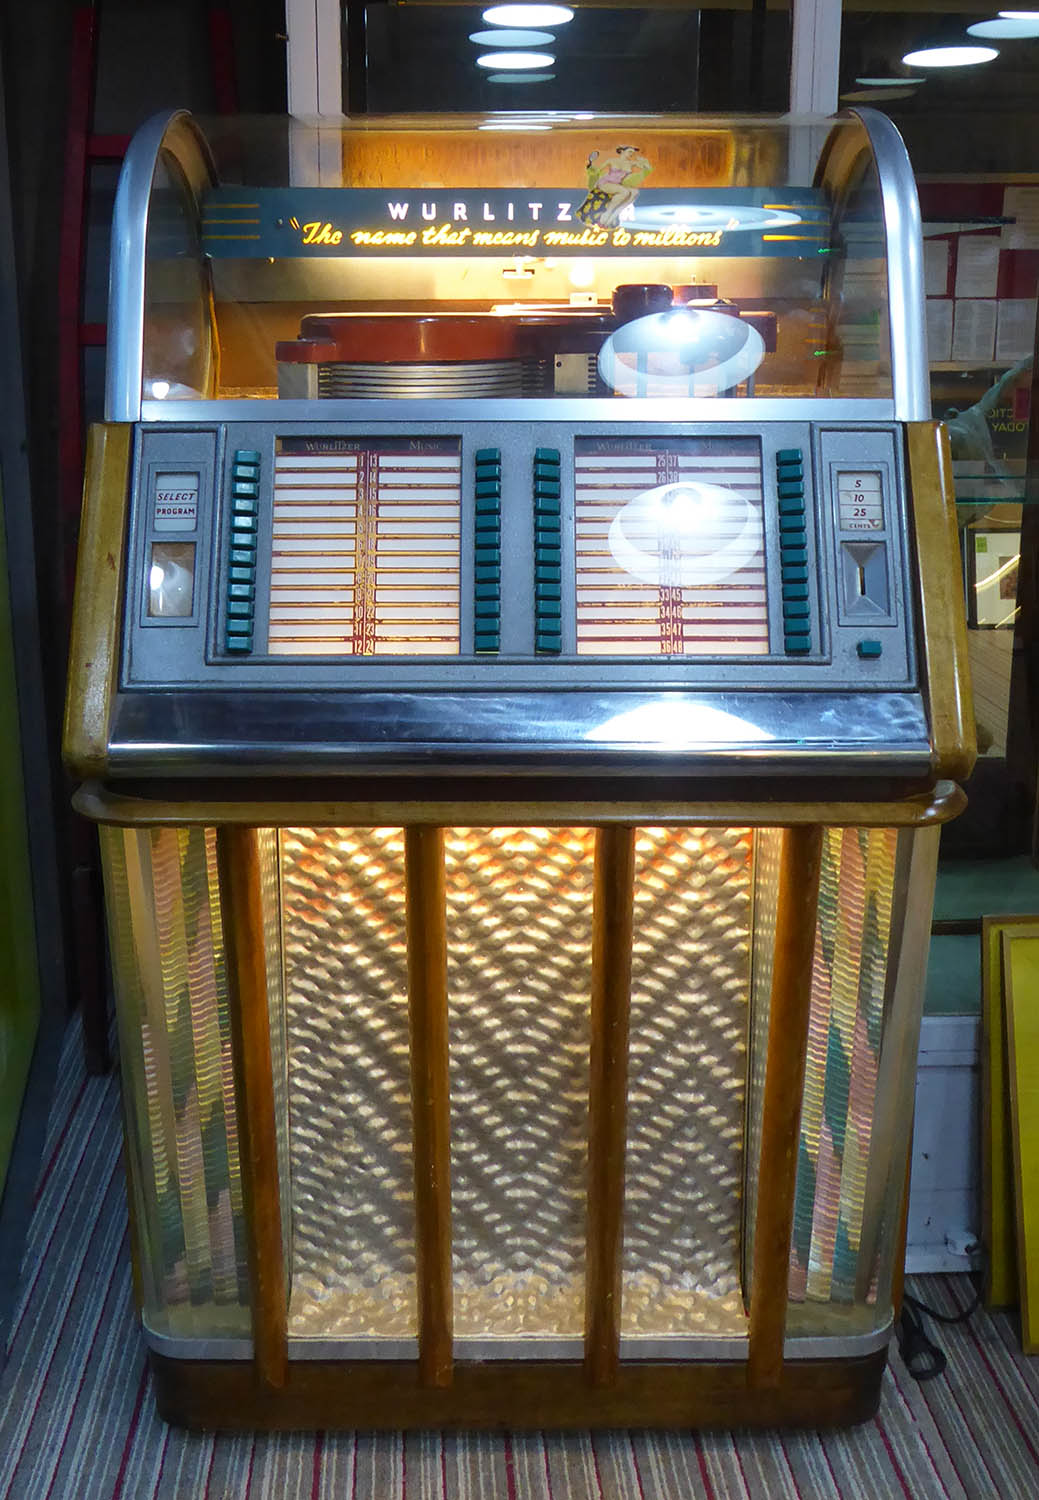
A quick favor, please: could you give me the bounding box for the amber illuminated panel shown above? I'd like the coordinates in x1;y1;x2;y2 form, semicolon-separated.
268;437;461;656
622;828;751;1340
574;437;767;656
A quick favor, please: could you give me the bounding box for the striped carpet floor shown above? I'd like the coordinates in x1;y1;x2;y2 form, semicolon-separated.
1;1018;1038;1499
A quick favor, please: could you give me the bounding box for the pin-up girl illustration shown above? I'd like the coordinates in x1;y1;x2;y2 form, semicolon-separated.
576;145;652;227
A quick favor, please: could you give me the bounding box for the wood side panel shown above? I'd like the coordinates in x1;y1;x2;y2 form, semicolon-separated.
404;825;454;1388
215;826;288;1391
62;423;132;780
747;824;824;1390
906;420;977;784
584;825;636;1387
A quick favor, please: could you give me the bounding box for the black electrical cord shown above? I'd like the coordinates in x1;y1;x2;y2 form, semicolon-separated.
896;1248;985;1382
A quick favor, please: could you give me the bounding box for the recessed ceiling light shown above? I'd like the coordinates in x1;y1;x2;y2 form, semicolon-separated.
477;51;555;69
482;5;573;24
469;29;554;46
854;75;925;86
486;72;556;83
969;17;1039;36
902;44;999;67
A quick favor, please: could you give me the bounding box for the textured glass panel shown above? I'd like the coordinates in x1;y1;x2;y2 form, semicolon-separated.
256;828;291;1275
622;827;751;1338
281;828;417;1339
743;826;783;1287
100;826;249;1339
445;828;594;1340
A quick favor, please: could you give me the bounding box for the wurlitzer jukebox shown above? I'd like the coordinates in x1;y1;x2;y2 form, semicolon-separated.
64;109;973;1430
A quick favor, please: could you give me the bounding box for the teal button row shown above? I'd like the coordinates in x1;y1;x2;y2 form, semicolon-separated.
474;449;501;652
227;456;259;655
777;446;810;658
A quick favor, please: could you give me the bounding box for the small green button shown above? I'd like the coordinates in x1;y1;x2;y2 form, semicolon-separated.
475;494;501;515
475;600;499;619
475;512;500;534
228;582;255;601
535;496;561;517
475;479;501;500
857;639;883;659
779;515;806;534
475;547;501;566
475;564;501;583
229;546;256;566
227;599;253;619
536;529;561;550
537;598;562;619
782;564;808;584
233;480;260;501
777;460;803;481
783;600;810;620
474;632;500;652
225;633;252;653
782;583;809;602
535;447;560;464
536;632;562;653
781;546;808;565
229;565;255;583
231;514;259;535
785;634;811;654
777;448;802;465
475;447;501;465
534;479;562;500
537;547;562;566
536;564;562;583
777;481;804;502
475;582;500;601
234;449;261;464
536;581;562;601
778;495;805;516
475;459;502;478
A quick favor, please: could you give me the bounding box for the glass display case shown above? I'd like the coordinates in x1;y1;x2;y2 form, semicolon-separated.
64;109;972;1430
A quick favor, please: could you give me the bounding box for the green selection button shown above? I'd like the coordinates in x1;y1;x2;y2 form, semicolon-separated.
857;639;883;659
474;633;500;652
785;635;811;654
776;448;802;465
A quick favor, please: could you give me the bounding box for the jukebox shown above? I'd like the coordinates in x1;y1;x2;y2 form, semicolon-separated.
64;109;973;1429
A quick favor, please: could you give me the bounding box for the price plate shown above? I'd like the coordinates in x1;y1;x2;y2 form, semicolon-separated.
837;471;883;532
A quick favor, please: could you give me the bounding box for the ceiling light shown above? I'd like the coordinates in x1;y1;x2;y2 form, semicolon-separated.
469;29;554;46
969;17;1039;36
486;72;556;83
854;75;925;86
477;51;555;69
902;44;999;67
482;5;573;24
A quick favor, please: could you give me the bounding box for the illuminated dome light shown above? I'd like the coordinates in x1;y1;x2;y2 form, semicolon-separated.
901;44;999;66
968;17;1039;36
482;5;573;25
999;10;1039;17
149;379;171;399
486;72;556;83
606;480;761;587
598;308;766;398
469;28;554;45
477;50;555;68
479;120;553;129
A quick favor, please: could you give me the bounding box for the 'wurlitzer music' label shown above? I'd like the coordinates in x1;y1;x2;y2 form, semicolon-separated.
153;472;199;530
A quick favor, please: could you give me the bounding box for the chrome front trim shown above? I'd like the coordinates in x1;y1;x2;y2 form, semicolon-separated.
846;110;929;424
107;688;932;777
141;1322;892;1362
140;396;898;425
107;110;217;423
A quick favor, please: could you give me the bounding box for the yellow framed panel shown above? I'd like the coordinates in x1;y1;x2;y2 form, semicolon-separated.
981;915;1039;1306
1002;927;1039;1353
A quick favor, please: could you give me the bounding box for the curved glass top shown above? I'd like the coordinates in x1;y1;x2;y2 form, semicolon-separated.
108;111;927;421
